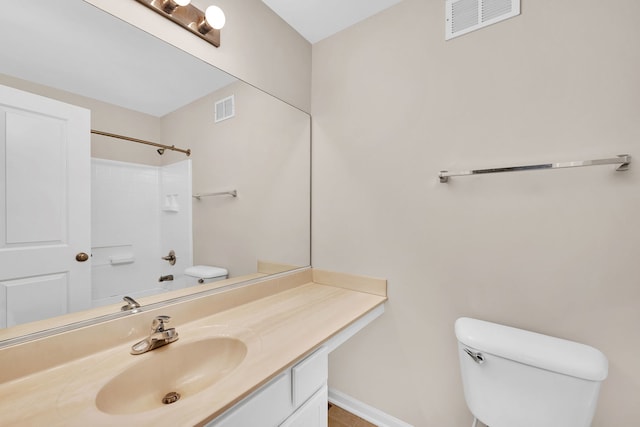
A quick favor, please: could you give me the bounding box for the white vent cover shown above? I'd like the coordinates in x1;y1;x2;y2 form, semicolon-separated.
445;0;520;40
214;95;235;123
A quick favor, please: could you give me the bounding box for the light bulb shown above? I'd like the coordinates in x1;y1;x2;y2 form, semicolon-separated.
162;0;190;14
205;5;226;30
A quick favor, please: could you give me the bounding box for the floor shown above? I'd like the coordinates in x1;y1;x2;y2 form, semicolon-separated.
328;403;377;427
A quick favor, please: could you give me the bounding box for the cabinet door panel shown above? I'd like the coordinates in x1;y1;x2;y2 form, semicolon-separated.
292;347;328;407
280;386;328;427
206;371;293;427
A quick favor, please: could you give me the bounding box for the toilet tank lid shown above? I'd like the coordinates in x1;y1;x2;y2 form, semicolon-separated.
455;317;608;381
185;265;228;279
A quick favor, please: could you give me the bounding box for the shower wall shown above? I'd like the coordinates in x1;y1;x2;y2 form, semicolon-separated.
91;158;192;306
159;159;193;291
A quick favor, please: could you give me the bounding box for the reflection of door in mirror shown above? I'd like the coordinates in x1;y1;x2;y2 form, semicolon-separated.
0;84;91;328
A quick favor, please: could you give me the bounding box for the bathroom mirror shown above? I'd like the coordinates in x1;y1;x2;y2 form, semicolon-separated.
0;1;310;342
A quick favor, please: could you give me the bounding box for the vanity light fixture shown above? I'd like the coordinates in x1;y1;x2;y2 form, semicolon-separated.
134;0;226;48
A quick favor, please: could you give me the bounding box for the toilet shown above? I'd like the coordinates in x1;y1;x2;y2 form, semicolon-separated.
184;265;228;285
455;317;608;427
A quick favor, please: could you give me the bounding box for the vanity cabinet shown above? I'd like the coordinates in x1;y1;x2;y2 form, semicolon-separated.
207;346;328;427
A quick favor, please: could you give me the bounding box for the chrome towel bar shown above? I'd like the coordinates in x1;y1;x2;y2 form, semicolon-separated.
439;154;631;183
192;190;238;199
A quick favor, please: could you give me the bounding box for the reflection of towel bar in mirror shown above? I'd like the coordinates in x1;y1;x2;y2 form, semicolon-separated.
91;130;192;156
439;154;631;183
193;190;238;199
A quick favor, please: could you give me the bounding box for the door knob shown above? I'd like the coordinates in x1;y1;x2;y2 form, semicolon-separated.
75;252;90;262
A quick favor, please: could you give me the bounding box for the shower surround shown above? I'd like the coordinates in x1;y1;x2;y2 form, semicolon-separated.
91;158;193;307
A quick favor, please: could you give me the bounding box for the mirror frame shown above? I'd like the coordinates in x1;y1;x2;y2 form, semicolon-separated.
0;1;311;348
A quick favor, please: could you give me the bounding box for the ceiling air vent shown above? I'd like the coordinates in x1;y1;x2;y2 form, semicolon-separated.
445;0;520;40
214;95;235;123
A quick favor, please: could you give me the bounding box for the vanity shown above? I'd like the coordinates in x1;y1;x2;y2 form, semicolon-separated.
0;268;386;426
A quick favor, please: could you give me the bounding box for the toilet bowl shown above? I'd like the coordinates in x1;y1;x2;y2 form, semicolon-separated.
184;265;228;285
455;317;608;427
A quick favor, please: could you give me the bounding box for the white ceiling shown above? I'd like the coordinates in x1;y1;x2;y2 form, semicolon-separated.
261;0;404;43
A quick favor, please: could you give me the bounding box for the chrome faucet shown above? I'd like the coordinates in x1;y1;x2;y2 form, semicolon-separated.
130;315;179;355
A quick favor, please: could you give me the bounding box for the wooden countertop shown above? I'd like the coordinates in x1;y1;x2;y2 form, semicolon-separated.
0;270;386;426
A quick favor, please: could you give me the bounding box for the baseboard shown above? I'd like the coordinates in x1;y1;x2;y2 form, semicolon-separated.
328;388;413;427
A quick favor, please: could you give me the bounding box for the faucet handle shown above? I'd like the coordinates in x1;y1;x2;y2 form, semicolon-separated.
121;296;141;312
151;315;171;332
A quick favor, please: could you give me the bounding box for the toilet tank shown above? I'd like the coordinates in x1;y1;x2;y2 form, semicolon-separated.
455;317;608;427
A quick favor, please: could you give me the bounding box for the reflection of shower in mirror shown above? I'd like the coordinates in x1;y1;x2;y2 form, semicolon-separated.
91;158;194;307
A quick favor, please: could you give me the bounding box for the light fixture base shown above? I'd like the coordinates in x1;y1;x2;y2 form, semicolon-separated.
134;0;221;48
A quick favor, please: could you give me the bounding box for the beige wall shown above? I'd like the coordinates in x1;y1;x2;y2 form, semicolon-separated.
312;0;640;425
84;0;311;112
162;81;311;276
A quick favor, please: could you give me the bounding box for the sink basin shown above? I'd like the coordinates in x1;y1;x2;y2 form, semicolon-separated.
95;337;247;415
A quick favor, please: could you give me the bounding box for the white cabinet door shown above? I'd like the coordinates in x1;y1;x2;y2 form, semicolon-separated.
292;347;328;407
206;347;329;427
207;371;293;427
280;386;328;427
0;84;91;328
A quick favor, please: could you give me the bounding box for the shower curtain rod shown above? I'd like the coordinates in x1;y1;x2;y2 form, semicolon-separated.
91;129;191;156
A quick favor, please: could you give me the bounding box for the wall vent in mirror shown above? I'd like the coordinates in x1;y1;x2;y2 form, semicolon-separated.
215;95;235;123
445;0;520;40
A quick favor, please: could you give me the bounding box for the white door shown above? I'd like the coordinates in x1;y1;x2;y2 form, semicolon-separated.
0;84;91;328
